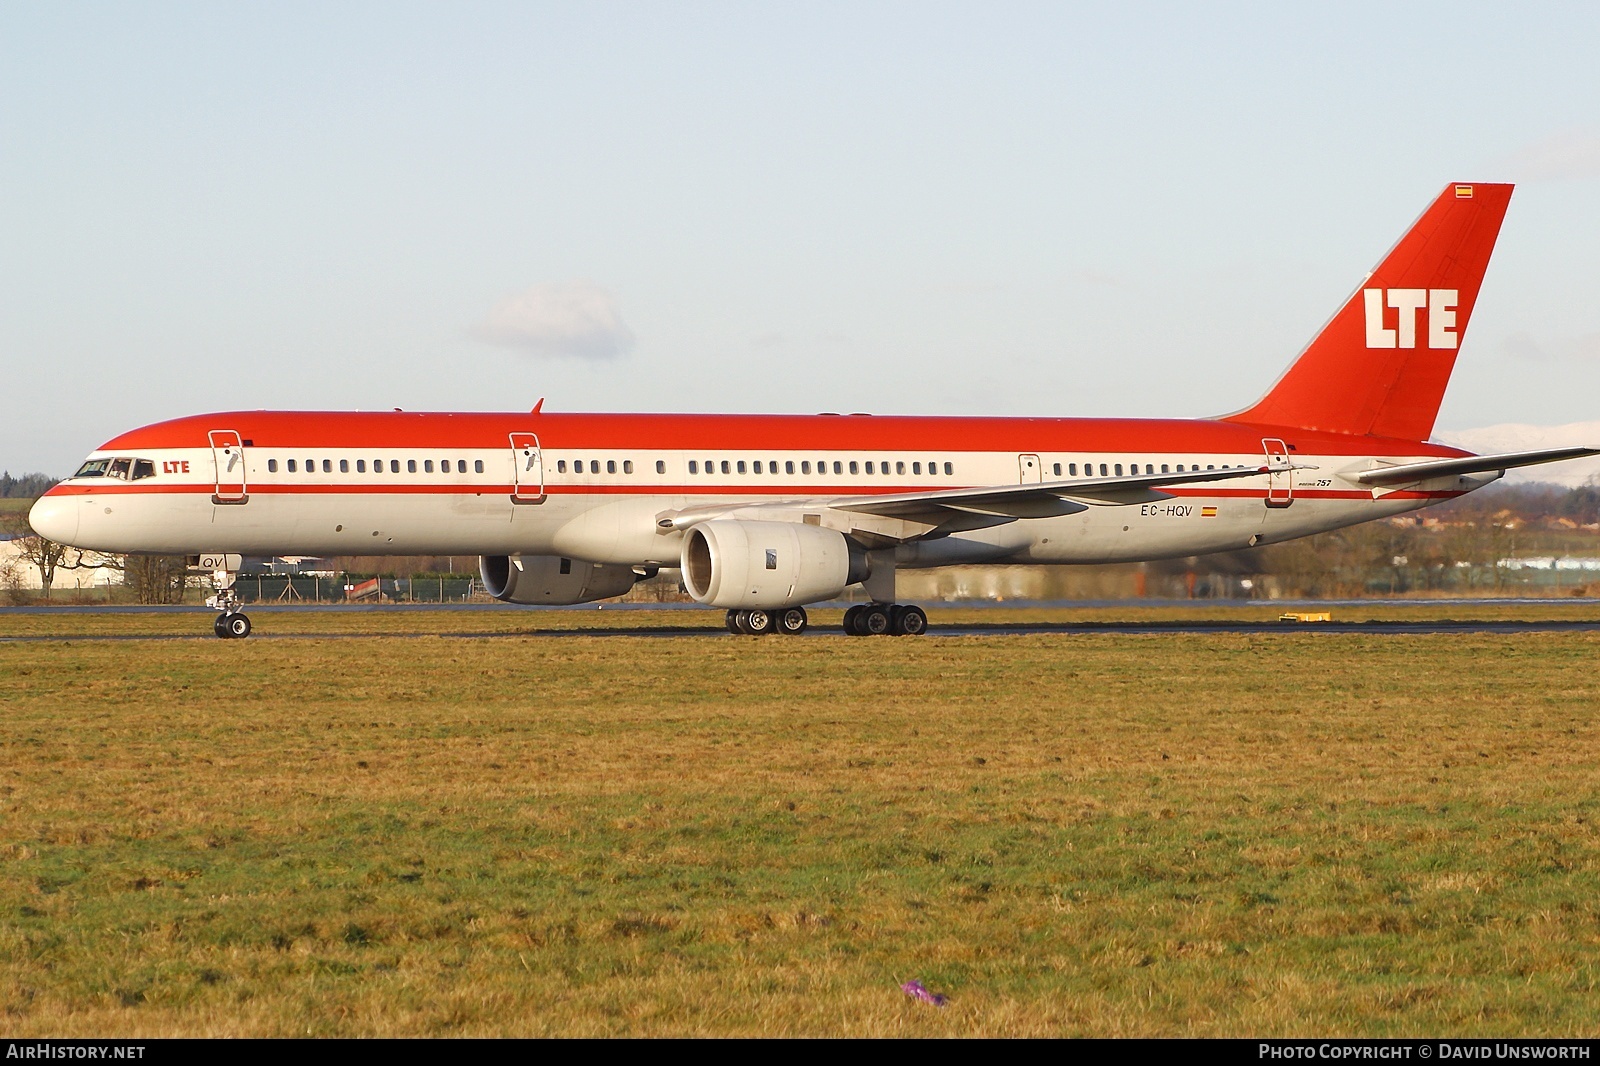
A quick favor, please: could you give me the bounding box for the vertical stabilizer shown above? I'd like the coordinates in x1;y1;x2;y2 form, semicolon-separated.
1225;182;1513;441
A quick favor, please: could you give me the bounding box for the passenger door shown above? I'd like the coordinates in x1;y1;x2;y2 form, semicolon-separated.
1018;453;1043;484
510;433;545;504
1263;438;1293;508
208;430;247;504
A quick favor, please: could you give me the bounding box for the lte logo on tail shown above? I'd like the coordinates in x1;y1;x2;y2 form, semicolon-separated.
1363;288;1458;349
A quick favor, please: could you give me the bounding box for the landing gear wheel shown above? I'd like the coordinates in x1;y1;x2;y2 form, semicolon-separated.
778;607;808;635
842;604;864;636
726;609;745;634
860;605;892;636
893;604;927;636
744;608;775;635
215;612;252;639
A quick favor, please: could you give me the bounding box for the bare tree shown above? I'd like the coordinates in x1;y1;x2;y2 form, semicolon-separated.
122;555;190;605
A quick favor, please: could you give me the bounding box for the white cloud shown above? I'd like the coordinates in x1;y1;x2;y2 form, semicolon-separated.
474;281;635;359
1437;422;1600;487
1493;130;1600;182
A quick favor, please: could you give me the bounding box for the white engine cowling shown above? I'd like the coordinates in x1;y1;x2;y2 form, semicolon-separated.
680;520;864;609
479;554;640;605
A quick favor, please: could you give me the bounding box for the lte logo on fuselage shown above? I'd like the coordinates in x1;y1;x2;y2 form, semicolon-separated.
1363;288;1458;349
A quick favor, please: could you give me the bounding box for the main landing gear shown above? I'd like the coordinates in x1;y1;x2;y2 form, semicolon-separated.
726;607;810;635
842;603;927;637
204;565;252;639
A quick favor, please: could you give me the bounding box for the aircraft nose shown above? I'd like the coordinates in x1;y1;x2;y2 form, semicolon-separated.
27;494;79;545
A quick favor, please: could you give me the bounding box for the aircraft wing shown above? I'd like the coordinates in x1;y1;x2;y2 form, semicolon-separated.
829;464;1270;520
658;464;1270;542
1353;447;1600;487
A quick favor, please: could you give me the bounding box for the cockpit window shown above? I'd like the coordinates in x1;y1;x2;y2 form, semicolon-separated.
132;459;156;480
74;459;109;478
108;458;133;480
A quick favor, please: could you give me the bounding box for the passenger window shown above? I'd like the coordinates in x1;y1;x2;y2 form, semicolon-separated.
737;461;747;474
753;461;763;474
786;461;795;474
1115;464;1123;476
357;460;366;473
833;461;842;474
287;459;297;473
848;461;858;475
1099;463;1108;476
474;460;484;473
268;459;278;473
391;460;401;473
424;460;434;473
801;461;810;475
943;462;953;476
1161;464;1169;473
1146;464;1154;475
864;461;874;474
770;459;779;473
587;460;597;474
721;460;731;474
655;460;665;474
306;459;314;472
607;460;616;474
322;459;331;473
624;460;634;474
1069;463;1077;476
408;460;417;474
912;462;921;475
340;460;349;473
457;460;466;473
1207;464;1215;470
557;460;567;473
1052;463;1061;476
896;461;905;475
688;460;698;474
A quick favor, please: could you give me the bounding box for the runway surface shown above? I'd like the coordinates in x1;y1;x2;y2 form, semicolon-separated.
5;617;1600;642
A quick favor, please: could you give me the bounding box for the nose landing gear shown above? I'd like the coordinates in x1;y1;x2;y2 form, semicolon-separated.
202;560;252;639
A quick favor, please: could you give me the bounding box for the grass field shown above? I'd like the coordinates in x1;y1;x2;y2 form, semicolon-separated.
3;607;1599;1036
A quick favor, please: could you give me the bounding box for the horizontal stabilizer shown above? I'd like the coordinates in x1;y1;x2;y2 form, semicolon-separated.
1353;446;1600;486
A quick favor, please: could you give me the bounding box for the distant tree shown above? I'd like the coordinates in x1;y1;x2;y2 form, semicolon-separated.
122;556;190;605
0;471;59;499
1558;485;1600;526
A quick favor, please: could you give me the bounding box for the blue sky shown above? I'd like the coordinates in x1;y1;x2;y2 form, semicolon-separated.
3;1;1598;474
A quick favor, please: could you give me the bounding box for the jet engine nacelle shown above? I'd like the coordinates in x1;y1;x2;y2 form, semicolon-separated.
479;554;640;605
680;520;866;609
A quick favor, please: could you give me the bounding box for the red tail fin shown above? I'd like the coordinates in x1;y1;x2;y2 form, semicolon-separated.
1226;182;1513;441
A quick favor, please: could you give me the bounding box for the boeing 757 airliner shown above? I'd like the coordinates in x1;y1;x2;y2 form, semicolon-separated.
29;182;1598;637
